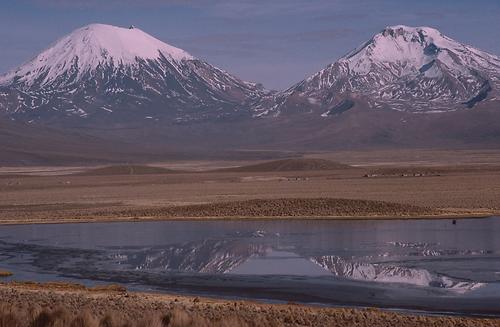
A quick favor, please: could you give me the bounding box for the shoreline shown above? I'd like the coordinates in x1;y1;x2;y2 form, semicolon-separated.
0;212;495;226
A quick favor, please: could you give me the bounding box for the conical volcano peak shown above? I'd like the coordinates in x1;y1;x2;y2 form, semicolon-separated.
0;23;267;124
0;23;194;88
67;23;194;62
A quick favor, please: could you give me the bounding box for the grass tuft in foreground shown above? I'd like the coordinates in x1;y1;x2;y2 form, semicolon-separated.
0;306;245;327
1;282;499;327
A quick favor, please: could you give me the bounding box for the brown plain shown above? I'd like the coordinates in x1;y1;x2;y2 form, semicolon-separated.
1;151;500;224
1;151;500;326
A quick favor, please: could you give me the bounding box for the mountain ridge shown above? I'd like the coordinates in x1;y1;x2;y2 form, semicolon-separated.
1;24;500;164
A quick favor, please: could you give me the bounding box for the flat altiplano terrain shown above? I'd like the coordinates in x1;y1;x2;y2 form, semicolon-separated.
305;149;500;167
1;152;500;224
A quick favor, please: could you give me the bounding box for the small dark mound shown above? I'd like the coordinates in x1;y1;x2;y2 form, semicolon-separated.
77;165;178;176
219;158;352;172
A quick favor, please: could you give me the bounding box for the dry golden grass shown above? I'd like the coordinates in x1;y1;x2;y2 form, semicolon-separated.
5;281;126;294
109;198;438;218
0;305;225;327
0;282;498;327
0;198;444;225
1;159;500;225
89;284;127;293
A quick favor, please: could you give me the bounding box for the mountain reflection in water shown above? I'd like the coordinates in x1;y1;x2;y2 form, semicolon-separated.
124;239;269;274
118;237;485;292
1;218;499;314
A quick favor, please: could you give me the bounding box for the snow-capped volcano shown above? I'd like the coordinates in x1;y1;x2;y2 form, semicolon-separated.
0;23;267;124
0;24;193;89
263;25;500;117
2;24;500;157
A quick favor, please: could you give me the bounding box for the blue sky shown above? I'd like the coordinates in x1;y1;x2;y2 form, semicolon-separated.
1;0;499;89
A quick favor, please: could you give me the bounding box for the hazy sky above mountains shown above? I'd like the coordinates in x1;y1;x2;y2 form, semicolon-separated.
1;0;499;89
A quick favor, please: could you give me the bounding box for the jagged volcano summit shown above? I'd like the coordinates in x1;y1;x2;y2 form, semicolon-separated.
265;25;500;117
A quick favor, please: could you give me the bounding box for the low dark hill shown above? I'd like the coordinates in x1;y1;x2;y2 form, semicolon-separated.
217;158;353;172
77;165;179;176
112;198;437;218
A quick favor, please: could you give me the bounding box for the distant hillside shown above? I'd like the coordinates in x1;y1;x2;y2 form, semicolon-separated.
217;158;353;172
0;119;133;166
